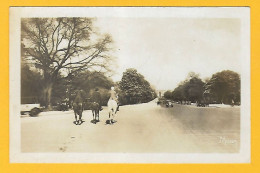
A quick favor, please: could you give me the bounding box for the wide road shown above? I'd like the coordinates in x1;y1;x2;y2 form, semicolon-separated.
21;101;240;153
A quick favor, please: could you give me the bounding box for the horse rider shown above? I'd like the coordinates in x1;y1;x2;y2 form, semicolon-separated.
74;89;84;104
109;86;119;112
91;88;103;111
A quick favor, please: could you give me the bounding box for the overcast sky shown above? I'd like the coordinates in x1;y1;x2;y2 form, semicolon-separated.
95;18;241;90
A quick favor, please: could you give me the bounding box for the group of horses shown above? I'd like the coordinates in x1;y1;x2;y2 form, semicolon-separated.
72;91;118;125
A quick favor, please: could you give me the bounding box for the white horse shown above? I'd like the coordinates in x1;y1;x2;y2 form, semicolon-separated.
107;99;118;124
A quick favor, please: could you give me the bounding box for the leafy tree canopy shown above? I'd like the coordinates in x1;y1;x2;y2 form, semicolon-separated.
119;68;156;105
205;70;240;103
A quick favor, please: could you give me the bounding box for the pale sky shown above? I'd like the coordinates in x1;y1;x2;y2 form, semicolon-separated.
95;18;241;90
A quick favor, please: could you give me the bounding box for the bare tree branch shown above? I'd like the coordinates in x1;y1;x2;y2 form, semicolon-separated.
21;17;115;84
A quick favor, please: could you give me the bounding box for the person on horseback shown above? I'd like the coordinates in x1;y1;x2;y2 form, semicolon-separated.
91;88;102;111
109;86;119;112
74;89;84;104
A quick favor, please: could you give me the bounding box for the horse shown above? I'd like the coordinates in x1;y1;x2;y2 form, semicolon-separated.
73;90;84;125
90;102;100;124
107;99;118;124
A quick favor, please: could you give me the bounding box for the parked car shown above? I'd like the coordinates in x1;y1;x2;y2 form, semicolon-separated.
196;100;209;107
57;102;69;111
166;101;173;107
21;103;43;116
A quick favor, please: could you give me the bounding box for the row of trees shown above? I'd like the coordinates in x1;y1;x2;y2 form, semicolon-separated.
21;63;114;106
22;64;156;106
164;71;240;104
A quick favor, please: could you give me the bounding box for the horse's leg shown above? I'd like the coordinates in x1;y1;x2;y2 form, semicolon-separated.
95;110;98;122
112;112;115;123
79;109;83;124
97;109;99;121
78;112;81;125
108;111;112;124
74;111;78;125
115;104;118;114
79;104;84;124
94;111;97;124
110;110;114;124
95;110;98;123
113;108;115;122
93;110;96;121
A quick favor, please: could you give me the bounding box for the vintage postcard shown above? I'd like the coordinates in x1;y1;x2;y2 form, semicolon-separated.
9;7;250;163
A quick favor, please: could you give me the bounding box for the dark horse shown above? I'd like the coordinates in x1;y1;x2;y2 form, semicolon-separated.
73;90;84;125
90;102;100;124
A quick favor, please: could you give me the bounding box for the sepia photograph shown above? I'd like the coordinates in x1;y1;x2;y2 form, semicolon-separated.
9;7;250;163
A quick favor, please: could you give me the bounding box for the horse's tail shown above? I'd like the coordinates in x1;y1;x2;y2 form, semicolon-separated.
73;102;83;114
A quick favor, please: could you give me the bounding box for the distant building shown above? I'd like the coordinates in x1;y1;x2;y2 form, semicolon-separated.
156;90;167;98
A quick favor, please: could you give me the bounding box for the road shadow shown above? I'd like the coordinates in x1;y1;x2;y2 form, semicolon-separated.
73;120;85;125
90;119;100;124
105;119;117;125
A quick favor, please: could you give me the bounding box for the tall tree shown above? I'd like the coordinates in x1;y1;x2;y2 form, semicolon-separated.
187;77;205;102
172;73;205;102
205;70;240;103
21;18;115;107
119;68;156;105
21;63;43;104
164;90;173;99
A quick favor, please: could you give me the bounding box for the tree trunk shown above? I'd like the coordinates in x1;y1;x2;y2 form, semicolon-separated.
42;82;53;109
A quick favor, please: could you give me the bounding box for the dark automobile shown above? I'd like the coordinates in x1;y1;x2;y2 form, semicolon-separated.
166;101;173;107
197;100;209;107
